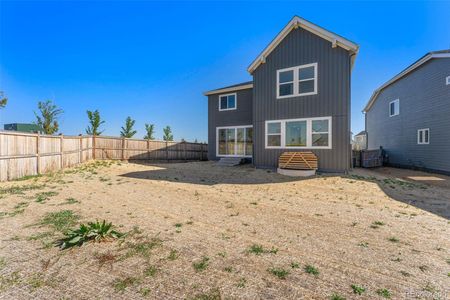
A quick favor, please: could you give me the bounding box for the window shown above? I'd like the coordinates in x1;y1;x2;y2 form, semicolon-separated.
265;117;331;149
447;76;450;85
417;128;430;144
285;121;307;146
219;93;237;111
217;126;252;157
277;63;317;99
311;119;330;147
389;99;400;117
266;122;281;147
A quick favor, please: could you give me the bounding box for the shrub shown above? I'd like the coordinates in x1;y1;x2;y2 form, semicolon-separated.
59;220;122;249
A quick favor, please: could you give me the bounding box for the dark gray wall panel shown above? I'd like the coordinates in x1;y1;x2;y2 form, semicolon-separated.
252;27;352;172
207;88;253;160
366;58;450;173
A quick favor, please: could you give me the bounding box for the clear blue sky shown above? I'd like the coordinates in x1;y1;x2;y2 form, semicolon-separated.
1;1;449;141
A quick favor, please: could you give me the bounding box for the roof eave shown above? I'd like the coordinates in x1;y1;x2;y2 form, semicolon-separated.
247;16;359;74
362;52;450;112
203;83;254;96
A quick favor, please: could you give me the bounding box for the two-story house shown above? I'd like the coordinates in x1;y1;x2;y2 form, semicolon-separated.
204;16;359;172
363;50;450;174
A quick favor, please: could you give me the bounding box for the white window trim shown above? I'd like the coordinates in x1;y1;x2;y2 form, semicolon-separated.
417;128;430;145
389;99;400;117
265;116;332;149
276;63;318;99
216;125;253;157
446;76;450;85
218;93;237;111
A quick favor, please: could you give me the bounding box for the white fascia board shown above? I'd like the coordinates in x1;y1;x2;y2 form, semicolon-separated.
204;84;253;96
363;53;450;112
247;16;359;74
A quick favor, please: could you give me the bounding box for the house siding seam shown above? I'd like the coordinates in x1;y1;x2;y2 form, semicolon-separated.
366;58;450;173
252;26;352;172
207;88;253;161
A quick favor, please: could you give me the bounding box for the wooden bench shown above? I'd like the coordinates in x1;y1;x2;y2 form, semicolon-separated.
278;151;318;170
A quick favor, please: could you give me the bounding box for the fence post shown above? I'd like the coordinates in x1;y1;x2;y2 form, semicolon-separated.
200;143;203;161
79;136;82;163
92;135;96;160
36;133;41;174
60;134;64;170
183;141;187;161
147;139;150;160
122;137;126;161
166;140;169;162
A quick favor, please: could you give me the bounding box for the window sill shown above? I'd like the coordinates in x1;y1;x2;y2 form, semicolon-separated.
276;92;318;99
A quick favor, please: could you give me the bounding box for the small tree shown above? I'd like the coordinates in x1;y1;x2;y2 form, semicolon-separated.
35;100;63;134
86;110;105;136
162;126;173;141
0;91;7;109
143;123;155;140
120;116;137;138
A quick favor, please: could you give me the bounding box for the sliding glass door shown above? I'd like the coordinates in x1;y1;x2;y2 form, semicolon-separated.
217;126;253;157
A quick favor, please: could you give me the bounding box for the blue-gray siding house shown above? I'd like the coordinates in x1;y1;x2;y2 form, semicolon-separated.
363;50;450;174
204;16;359;172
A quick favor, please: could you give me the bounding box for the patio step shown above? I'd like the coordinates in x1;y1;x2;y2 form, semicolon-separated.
217;157;244;166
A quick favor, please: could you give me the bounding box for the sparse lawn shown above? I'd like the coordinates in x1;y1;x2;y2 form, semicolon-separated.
0;161;449;299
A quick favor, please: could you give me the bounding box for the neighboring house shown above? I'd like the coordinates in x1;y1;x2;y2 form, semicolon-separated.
204;16;359;172
363;50;450;174
4;123;43;133
353;131;367;150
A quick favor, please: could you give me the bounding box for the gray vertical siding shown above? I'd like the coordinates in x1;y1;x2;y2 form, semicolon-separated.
207;88;253;160
252;27;352;172
366;58;450;174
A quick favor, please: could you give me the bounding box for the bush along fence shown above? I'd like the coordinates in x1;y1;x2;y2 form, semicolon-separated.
0;131;207;181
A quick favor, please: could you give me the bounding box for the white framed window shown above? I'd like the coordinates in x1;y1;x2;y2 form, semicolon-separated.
216;125;253;157
389;99;400;117
417;128;430;145
277;63;318;99
218;93;237;111
446;76;450;85
265;116;331;149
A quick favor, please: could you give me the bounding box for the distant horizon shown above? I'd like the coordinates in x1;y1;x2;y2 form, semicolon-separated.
1;1;449;141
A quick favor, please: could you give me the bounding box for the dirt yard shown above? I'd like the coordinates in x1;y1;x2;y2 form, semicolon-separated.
0;161;449;299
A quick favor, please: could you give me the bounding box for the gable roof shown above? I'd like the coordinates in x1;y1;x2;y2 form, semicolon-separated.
363;50;450;112
247;16;359;74
204;81;253;96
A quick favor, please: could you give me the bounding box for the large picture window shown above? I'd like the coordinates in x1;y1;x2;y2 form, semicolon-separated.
219;93;237;111
265;117;331;149
277;63;318;99
217;126;253;157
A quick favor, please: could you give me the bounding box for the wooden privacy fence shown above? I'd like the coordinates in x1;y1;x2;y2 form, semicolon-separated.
0;131;207;181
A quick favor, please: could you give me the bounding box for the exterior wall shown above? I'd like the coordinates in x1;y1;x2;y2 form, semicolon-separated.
366;58;450;173
207;88;253;160
353;134;367;150
252;27;352;172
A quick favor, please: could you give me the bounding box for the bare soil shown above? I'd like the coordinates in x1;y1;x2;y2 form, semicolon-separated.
0;161;449;299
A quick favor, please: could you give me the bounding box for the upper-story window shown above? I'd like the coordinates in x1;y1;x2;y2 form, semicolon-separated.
389;99;400;117
219;93;237;111
277;63;318;99
417;128;430;144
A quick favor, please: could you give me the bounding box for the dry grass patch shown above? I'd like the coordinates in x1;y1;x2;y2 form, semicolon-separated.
0;162;448;299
